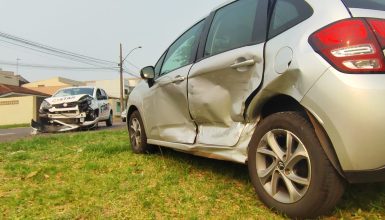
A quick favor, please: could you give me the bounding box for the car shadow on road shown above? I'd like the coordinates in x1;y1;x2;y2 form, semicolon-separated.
155;147;385;216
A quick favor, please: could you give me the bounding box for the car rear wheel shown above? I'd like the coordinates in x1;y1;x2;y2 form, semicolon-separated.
128;110;154;154
248;112;345;218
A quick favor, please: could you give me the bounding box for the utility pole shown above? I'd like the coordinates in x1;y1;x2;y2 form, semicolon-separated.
119;44;142;113
119;43;125;112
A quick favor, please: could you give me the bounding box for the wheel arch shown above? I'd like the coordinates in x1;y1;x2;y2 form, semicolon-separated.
259;95;306;119
247;94;345;177
127;105;139;124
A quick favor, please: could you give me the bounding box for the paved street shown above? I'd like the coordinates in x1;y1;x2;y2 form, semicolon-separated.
0;121;126;143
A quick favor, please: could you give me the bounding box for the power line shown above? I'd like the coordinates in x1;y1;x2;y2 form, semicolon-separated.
0;31;141;77
124;59;140;70
0;59;140;78
0;39;118;70
0;31;117;66
0;60;118;70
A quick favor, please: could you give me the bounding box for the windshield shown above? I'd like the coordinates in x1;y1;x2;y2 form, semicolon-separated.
343;0;385;11
53;88;94;97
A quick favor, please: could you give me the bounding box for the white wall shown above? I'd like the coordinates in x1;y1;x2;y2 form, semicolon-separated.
0;96;36;125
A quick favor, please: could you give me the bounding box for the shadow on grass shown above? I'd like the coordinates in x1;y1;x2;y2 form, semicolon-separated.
84;144;130;155
155;147;385;215
338;183;385;212
157;147;250;182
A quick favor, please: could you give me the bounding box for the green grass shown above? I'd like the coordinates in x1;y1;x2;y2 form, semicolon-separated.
0;129;384;219
0;123;30;130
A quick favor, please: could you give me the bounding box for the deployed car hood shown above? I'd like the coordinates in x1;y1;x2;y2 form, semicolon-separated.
45;94;92;105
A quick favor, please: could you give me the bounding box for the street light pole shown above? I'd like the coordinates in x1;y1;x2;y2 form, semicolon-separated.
122;46;142;63
119;44;124;113
119;45;142;113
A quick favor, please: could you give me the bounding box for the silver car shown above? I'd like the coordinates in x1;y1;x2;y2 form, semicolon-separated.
126;0;385;218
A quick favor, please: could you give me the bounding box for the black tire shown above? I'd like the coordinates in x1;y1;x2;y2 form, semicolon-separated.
128;110;154;154
248;112;345;219
106;111;113;127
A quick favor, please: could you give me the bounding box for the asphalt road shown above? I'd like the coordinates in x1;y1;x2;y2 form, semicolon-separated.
0;121;126;143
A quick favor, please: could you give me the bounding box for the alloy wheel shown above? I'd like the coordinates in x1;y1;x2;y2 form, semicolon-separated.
256;129;311;204
130;118;142;149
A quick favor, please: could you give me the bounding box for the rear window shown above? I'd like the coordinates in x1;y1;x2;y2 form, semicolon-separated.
268;0;313;39
343;0;385;11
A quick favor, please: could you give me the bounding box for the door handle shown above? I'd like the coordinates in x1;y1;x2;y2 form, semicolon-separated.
171;75;186;83
231;59;256;69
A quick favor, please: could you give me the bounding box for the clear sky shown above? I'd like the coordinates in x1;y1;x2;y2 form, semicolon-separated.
0;0;227;82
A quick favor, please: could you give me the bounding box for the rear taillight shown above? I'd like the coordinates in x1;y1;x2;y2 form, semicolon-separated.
368;18;385;48
309;18;385;73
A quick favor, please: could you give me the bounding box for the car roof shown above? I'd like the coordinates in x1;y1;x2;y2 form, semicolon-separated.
211;0;236;12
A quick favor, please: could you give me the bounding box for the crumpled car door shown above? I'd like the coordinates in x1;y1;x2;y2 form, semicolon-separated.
143;65;196;144
187;0;267;147
142;21;205;144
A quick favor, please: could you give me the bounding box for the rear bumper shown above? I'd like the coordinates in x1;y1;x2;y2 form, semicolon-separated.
302;68;385;174
345;166;385;183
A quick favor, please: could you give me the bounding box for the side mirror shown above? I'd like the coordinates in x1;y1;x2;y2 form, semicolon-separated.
140;66;155;80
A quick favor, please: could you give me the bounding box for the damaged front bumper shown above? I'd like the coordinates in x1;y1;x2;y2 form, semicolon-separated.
31;106;99;133
31;118;99;133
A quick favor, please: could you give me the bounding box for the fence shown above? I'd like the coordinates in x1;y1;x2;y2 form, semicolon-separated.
0;96;44;126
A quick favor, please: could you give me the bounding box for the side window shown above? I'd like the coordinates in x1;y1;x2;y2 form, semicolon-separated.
101;89;108;100
204;0;259;57
160;21;204;75
96;89;102;100
268;0;313;39
154;52;166;76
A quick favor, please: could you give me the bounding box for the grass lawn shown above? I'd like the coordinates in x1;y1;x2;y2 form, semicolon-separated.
0;129;384;219
0;123;30;130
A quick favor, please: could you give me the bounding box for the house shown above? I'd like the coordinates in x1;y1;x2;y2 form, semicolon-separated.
0;84;49;126
22;76;85;95
0;70;29;86
0;84;49;98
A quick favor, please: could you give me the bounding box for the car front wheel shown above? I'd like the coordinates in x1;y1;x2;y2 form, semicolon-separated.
128;110;154;154
248;112;345;218
106;111;113;127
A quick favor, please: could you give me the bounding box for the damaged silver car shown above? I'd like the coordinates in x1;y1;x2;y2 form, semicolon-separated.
32;86;113;132
126;0;385;218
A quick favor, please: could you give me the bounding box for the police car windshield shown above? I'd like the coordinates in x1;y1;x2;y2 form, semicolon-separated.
53;88;94;97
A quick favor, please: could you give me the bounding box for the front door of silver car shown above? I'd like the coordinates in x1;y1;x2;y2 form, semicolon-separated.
188;0;268;146
141;21;205;144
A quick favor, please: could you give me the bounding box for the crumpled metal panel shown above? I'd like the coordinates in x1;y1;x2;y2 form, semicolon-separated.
142;65;197;144
147;121;257;164
196;122;244;146
187;44;264;146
